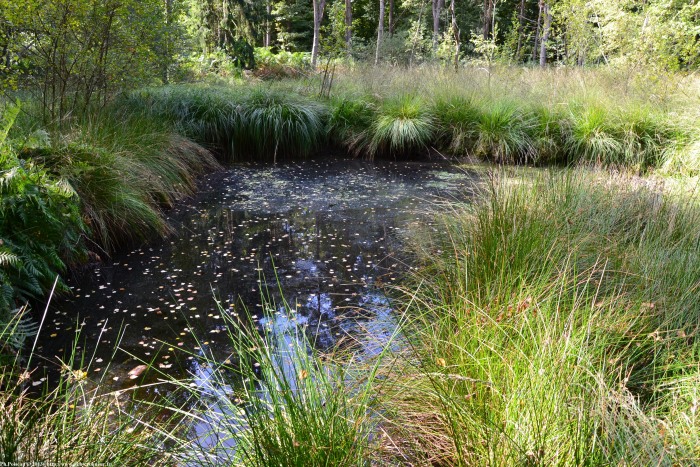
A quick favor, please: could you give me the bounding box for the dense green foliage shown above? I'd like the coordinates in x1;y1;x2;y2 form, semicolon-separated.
0;101;218;347
1;1;699;463
0;105;86;347
2;1;699;124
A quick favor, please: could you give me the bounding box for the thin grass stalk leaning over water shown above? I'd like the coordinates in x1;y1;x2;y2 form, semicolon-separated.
0;316;170;464
154;290;399;467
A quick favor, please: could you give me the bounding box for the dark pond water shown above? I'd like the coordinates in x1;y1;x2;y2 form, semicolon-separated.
31;158;478;396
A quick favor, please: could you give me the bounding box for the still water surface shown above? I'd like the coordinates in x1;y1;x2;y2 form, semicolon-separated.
34;158;477;396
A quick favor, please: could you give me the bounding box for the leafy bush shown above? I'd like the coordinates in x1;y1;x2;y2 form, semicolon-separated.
254;47;311;79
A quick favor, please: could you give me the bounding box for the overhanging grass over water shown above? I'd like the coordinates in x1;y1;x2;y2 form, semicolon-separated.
118;67;699;171
152;296;396;466
383;170;700;464
121;86;327;162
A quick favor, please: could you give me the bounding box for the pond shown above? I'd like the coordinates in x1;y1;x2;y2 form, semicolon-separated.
32;157;478;406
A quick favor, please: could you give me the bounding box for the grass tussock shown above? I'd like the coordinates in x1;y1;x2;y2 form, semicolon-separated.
382;170;700;464
124;85;327;162
19;111;219;251
105;67;700;169
327;66;697;169
368;95;435;158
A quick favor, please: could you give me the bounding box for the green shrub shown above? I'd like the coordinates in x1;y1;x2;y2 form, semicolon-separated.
254;47;311;79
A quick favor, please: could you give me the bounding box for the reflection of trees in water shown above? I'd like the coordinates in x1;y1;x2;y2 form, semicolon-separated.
39;159;475;400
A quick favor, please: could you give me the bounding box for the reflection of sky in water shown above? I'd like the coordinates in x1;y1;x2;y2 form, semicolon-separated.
34;159;477;402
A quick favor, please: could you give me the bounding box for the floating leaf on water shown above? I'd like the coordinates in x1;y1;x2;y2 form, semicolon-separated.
128;365;148;379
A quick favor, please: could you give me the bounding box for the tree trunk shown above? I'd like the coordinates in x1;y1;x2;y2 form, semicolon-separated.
515;0;526;59
532;0;542;62
432;0;444;49
450;0;460;71
389;0;395;35
410;1;426;66
375;0;385;65
482;0;494;40
345;0;352;55
311;0;326;67
265;2;272;47
162;0;173;84
539;2;551;67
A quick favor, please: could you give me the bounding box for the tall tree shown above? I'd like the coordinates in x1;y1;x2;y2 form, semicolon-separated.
432;0;445;49
482;0;494;39
272;0;313;52
389;0;395;35
539;1;551;66
532;0;542;61
515;0;526;59
345;0;352;54
311;0;326;66
265;1;272;46
375;0;385;64
450;0;460;70
1;0;173;120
